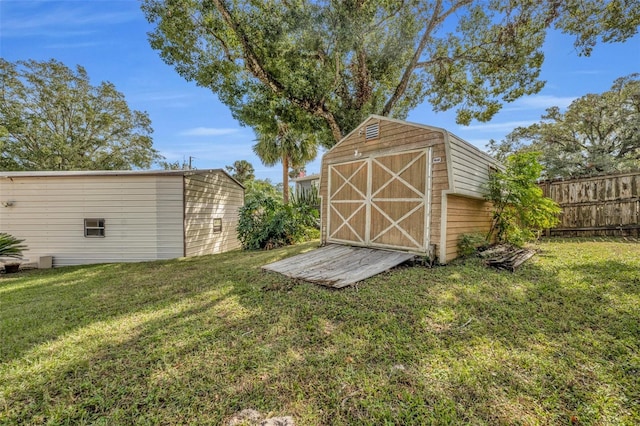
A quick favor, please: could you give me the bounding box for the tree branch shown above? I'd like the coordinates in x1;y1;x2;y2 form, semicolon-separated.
382;0;470;115
211;0;343;141
211;0;284;94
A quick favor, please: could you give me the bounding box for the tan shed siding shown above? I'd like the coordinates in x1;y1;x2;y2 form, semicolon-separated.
444;194;493;263
320;116;500;262
183;171;244;256
448;135;495;197
0;175;183;267
428;142;450;255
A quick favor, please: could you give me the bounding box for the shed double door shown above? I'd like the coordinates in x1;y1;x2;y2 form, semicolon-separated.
327;148;432;253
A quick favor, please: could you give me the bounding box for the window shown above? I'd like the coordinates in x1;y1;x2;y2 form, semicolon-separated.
84;219;105;237
213;218;222;233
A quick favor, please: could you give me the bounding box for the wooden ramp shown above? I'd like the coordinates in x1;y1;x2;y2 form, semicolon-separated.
262;244;416;288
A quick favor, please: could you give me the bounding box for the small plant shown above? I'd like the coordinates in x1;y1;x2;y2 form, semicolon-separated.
290;186;320;230
0;233;26;258
457;233;488;257
291;186;319;209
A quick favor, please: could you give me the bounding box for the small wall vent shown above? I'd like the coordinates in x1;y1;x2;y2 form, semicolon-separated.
365;123;379;140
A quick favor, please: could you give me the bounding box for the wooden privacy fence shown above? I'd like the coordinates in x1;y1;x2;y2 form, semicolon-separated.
540;172;640;237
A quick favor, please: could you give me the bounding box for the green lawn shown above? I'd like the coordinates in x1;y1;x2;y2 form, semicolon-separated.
1;239;638;425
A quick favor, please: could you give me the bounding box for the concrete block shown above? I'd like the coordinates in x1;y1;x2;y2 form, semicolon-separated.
38;256;53;269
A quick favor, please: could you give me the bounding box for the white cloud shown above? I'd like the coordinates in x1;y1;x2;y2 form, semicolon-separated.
516;95;576;109
179;127;240;136
44;41;103;49
1;2;138;37
461;120;537;132
136;92;192;102
572;70;604;75
462;138;493;149
129;92;195;108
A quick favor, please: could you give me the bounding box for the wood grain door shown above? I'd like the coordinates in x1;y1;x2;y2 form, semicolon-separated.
327;148;432;253
327;159;369;245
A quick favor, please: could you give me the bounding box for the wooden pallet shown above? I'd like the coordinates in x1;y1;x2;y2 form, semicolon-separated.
480;245;536;272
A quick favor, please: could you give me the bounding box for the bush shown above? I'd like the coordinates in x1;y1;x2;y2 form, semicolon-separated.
0;233;26;258
237;191;318;250
484;152;561;246
290;186;320;229
291;186;319;210
457;233;488;257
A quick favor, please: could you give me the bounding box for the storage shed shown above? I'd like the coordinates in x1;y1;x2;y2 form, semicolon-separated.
0;169;244;267
320;115;499;264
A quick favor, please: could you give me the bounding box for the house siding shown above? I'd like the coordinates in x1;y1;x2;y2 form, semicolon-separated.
447;134;496;198
183;171;244;256
0;175;184;267
443;194;493;263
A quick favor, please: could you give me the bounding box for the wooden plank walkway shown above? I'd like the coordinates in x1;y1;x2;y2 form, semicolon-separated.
262;244;416;288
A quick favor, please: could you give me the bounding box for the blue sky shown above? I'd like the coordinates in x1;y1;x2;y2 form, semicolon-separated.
1;0;639;182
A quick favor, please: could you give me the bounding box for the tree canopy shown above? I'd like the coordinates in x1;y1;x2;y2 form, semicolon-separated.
489;74;640;178
253;120;317;203
225;159;255;184
0;59;161;171
142;0;639;147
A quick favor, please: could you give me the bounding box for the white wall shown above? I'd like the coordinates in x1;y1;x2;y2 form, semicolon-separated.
0;175;184;267
184;171;244;256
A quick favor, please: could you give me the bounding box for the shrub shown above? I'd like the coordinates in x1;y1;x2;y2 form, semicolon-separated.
291;186;319;210
0;233;27;258
290;186;320;229
484;152;561;246
237;191;318;250
457;233;488;257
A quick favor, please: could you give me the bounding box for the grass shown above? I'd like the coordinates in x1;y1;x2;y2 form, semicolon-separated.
1;239;638;425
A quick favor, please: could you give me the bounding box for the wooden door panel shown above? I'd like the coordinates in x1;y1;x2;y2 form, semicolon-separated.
329;201;367;243
327;149;431;252
328;160;368;244
370;150;429;251
370;202;425;249
329;161;368;201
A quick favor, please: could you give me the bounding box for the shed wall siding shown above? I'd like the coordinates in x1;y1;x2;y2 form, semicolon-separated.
320;116;499;262
448;135;495;197
0;175;184;266
443;194;493;263
183;171;244;256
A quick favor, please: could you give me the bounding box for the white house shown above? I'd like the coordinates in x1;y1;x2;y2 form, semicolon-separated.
0;169;244;267
292;173;320;195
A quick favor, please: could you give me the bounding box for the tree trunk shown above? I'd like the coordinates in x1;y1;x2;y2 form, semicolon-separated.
282;154;289;204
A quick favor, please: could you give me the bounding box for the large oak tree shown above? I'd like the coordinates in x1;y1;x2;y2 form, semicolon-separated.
142;0;639;148
0;59;161;171
489;74;640;178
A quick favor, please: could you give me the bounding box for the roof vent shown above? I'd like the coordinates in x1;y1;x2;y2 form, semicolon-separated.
365;123;379;140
